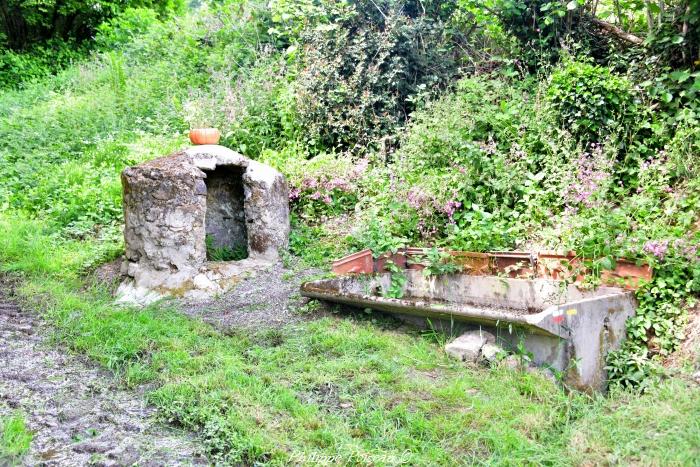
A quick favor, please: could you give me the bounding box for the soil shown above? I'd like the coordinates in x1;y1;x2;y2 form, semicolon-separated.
0;283;207;466
179;260;329;330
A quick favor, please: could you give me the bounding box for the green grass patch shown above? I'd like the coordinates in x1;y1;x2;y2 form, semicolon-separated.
0;412;32;461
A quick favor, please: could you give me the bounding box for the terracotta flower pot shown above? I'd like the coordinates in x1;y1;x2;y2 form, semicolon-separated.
332;249;374;275
601;260;652;289
537;251;585;281
189;128;221;145
375;250;407;272
449;251;490;275
404;247;428;271
488;251;535;278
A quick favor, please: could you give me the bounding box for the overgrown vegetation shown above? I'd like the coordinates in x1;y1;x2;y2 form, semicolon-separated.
1;0;699;462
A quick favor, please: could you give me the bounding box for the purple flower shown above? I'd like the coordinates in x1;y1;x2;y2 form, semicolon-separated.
442;200;462;219
643;240;669;260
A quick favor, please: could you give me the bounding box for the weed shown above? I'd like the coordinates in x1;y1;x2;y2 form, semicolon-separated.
205;235;248;262
0;412;32;460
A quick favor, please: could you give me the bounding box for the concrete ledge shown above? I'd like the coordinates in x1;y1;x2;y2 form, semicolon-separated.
301;272;636;391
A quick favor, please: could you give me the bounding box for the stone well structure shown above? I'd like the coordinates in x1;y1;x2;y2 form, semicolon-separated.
117;145;290;304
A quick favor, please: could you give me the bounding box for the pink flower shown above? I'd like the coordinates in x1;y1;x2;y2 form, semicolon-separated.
643;240;669;260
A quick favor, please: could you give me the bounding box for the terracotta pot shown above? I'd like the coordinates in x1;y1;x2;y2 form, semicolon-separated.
488;251;535;278
404;247;428;270
601;260;652;289
375;249;407;272
449;251;490;275
537;251;585;281
189;128;221;145
332;249;374;275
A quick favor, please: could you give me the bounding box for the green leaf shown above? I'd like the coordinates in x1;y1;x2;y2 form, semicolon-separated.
566;0;578;10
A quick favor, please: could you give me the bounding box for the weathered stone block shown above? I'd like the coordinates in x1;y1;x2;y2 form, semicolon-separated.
445;330;496;363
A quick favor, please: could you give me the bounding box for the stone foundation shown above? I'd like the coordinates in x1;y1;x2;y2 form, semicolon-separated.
117;145;290;304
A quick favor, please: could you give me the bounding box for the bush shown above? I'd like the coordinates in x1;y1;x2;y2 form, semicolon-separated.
546;60;636;143
1;0;184;50
295;0;465;154
95;8;163;50
0;40;88;89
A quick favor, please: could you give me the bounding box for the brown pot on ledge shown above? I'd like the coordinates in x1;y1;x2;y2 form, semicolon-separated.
537;251;586;281
332;249;374;275
449;251;490;275
189;128;221;145
375;249;407;272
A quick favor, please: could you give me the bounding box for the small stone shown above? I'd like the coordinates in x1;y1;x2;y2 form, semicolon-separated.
445;330;496;363
193;274;217;292
503;355;522;370
480;343;503;363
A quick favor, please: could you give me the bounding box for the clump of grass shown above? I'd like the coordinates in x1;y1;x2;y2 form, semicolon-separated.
1;412;33;460
205;235;248;262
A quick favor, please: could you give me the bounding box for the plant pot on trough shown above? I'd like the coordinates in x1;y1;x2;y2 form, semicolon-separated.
332;249;374;275
449;251;490;275
375;249;407;272
537;251;586;281
404;247;428;271
189;128;221;145
488;251;535;278
601;259;652;289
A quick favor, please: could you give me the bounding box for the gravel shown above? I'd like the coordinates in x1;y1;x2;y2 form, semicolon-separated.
179;260;328;330
0;283;207;466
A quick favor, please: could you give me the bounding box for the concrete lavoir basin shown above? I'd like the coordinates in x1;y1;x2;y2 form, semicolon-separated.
301;271;636;391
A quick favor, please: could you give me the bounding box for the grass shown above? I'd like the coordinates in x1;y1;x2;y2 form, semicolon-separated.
1;213;699;465
0;412;33;461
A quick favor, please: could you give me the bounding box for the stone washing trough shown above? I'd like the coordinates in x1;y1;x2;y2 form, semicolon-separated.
301;271;636;391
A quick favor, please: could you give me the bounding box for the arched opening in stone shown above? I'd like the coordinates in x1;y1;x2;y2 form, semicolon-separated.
203;165;249;261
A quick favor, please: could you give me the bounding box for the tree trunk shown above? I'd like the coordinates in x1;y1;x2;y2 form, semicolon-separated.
590;18;644;45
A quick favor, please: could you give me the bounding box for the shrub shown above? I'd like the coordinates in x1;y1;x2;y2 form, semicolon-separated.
95;8;163;50
0;40;88;89
546;60;636;143
295;0;465;154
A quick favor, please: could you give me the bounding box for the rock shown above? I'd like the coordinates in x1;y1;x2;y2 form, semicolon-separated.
445;330;495;363
480;343;504;363
502;355;522;370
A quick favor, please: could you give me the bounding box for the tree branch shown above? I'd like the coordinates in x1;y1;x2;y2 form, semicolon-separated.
590;17;644;45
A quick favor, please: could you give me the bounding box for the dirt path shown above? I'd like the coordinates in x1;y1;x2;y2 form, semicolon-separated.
0;287;207;466
180;262;325;330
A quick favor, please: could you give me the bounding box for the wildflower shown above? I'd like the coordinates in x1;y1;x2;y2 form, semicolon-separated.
643;240;669;260
442;200;462;220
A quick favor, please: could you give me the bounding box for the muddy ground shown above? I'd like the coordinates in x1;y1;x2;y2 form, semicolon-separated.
0;285;207;466
1;260;330;466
